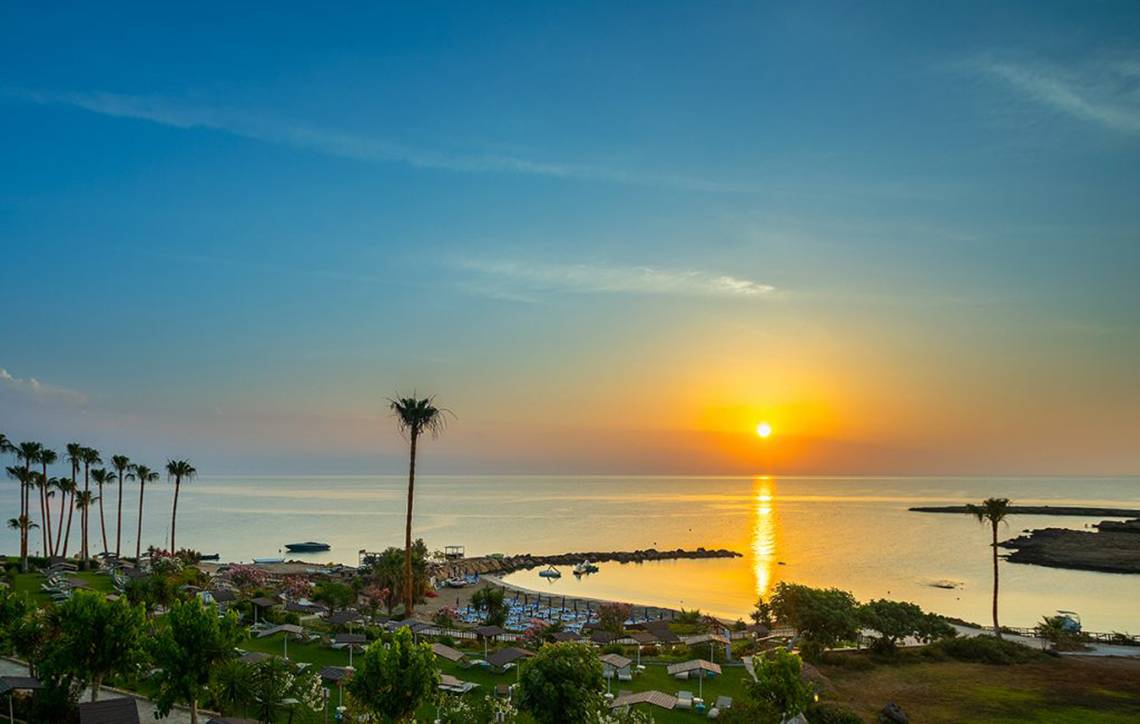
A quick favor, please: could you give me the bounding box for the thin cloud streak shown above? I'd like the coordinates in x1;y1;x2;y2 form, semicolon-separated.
13;89;758;193
457;260;776;302
968;55;1140;133
0;367;87;403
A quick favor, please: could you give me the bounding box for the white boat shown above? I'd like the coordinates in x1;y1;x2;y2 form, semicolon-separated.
253;557;285;565
572;560;599;575
539;566;562;579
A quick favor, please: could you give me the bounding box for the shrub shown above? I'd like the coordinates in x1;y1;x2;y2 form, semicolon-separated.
925;635;1042;665
770;583;859;660
597;602;632;634
517;643;604;724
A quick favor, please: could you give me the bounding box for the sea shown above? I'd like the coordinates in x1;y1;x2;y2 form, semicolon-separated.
3;475;1138;632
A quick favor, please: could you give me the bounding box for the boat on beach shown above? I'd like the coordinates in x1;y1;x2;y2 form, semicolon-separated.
284;541;331;552
253;556;284;564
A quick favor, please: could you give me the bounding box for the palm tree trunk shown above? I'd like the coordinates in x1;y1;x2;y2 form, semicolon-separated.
91;674;101;702
98;487;109;556
170;478;180;551
403;430;418;616
115;471;124;557
62;490;75;558
54;484;67;556
190;697;198;724
991;521;1001;639
136;483;145;560
82;463;90;561
39;470;49;556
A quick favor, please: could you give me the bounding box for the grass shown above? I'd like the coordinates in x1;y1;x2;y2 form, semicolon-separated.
6;569;115;605
816;653;1140;723
241;632;753;722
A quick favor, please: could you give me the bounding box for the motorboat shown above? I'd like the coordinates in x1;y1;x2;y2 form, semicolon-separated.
572;560;599;575
253;557;284;565
539;566;562;579
284;541;331;552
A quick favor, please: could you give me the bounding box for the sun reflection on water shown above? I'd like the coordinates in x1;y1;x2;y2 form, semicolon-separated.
751;476;778;599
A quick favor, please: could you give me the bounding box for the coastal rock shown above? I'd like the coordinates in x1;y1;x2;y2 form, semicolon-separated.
430;547;743;580
879;702;908;724
998;519;1140;574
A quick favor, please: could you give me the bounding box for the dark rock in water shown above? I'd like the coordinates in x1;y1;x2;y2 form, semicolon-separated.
999;519;1140;574
910;505;1140;517
879;701;908;724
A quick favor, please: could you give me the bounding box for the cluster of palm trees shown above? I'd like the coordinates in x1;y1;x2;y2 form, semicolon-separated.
1;432;195;571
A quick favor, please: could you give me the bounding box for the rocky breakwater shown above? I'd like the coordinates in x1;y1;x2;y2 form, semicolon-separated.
431;547;742;579
999;518;1140;574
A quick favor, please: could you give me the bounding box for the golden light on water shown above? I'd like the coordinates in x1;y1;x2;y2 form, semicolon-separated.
751;476;777;599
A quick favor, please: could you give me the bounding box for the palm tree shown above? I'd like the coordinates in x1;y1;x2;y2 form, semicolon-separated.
129;464;158;560
74;490;98;560
55;477;77;558
15;442;43;571
91;468;113;555
966;497;1012;639
7;516;38;544
0;434;11;455
165;460;196;552
32;472;52;556
80;447;101;557
110;455;130;557
389;395;448;615
60;443;83;555
36;448;57;555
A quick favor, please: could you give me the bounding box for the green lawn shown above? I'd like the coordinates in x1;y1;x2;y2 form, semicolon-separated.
7;569;115;605
241;632;753;722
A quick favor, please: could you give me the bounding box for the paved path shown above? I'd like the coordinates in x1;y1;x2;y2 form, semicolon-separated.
0;659;196;723
951;625;1140;658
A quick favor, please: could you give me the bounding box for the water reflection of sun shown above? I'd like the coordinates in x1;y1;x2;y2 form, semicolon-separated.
751;476;778;599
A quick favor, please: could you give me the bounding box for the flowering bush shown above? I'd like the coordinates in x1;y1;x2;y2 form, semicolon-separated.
433;607;458;628
228;565;270;590
281;575;313;601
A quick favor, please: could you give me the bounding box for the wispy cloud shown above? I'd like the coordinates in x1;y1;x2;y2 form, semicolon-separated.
11;89;755;192
966;54;1140;134
457;260;776;302
0;367;87;403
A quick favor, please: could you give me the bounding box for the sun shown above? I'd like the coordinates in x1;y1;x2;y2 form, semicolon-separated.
756;422;773;438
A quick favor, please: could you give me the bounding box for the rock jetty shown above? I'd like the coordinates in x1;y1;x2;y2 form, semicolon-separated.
430;547;742;579
999;519;1140;574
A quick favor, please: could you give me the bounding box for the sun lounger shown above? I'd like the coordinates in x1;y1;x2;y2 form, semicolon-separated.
715;695;733;709
676;691;693;710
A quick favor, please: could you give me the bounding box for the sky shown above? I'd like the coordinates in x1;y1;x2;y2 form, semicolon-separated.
1;2;1138;475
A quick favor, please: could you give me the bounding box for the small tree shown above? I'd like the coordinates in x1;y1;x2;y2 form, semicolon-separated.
1035;615;1082;652
249;657;324;723
208;658;253;716
597;602;632;635
750;596;774;628
44;590;147;701
725;649;814;723
313;581;356;612
150;599;243;724
769;583;859;660
347;627;439;722
471;586;509;627
517;643;604;724
858;599;955;654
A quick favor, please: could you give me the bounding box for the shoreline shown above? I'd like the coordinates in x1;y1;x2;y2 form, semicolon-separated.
910;505;1140;517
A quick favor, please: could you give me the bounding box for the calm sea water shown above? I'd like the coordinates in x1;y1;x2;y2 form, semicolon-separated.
3;475;1138;632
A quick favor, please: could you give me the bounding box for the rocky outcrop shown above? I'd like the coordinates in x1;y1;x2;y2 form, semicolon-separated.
430;547;742;579
999;519;1140;574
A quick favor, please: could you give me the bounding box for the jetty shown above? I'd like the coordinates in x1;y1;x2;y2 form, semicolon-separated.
429;547;741;579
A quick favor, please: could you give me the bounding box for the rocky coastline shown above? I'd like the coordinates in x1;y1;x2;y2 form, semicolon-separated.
910;505;1140;517
998;519;1140;574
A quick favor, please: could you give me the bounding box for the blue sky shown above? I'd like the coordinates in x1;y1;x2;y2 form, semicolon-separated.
1;2;1138;474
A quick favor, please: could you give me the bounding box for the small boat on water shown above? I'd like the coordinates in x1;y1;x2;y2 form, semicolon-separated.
284;541;331;552
199;553;221;561
572;560;599;575
253;557;284;565
539;566;562;579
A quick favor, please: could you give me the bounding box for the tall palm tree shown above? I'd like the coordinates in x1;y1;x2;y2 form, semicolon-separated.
0;434;12;455
61;443;84;556
966;497;1012;639
57;477;77;559
74;490;97;560
15;442;43;572
36;448;57;555
91;468;113;555
110;455;130;557
128;464;158;560
32;472;52;556
389;395;448;615
165;460;196;552
79;448;101;557
49;477;70;557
